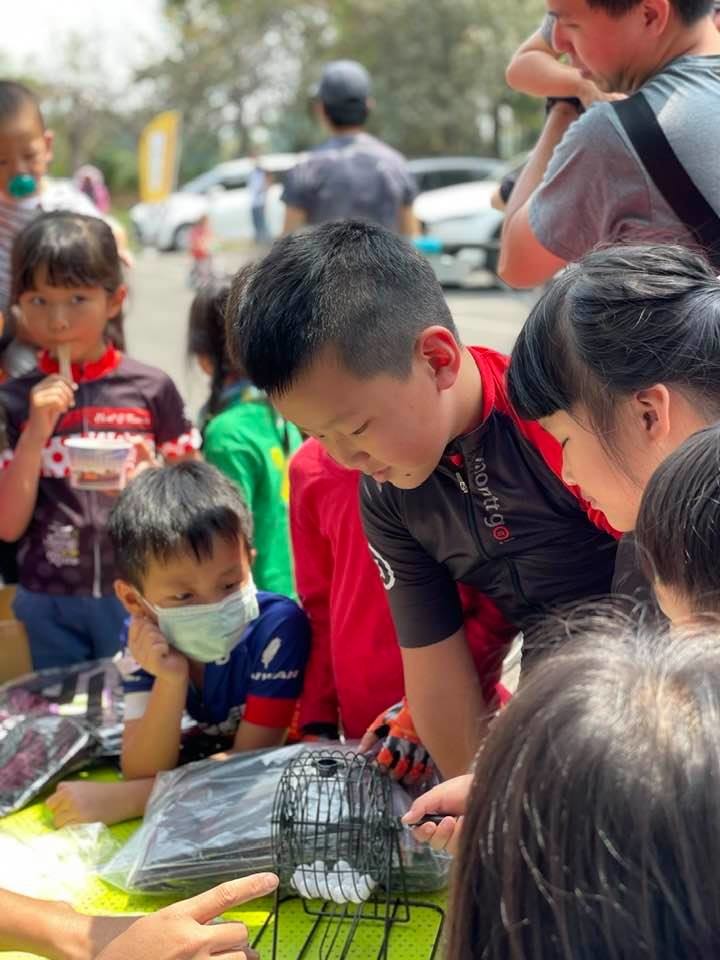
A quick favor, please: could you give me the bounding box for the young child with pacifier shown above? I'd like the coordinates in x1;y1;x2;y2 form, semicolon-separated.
0;80;131;377
0;211;200;670
46;461;310;828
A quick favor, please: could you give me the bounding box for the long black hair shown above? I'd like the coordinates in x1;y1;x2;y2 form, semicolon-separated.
507;244;720;444
11;210;126;350
186;277;239;418
447;611;720;960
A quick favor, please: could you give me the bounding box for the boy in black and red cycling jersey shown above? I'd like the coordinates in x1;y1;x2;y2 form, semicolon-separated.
226;220;618;779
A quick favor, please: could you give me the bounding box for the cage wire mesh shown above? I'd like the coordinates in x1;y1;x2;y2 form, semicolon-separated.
260;748;444;960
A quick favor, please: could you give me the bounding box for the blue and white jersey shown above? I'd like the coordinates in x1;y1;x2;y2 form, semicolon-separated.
121;591;310;736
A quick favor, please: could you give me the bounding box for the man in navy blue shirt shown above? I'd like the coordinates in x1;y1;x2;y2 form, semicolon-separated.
282;60;418;236
46;461;309;829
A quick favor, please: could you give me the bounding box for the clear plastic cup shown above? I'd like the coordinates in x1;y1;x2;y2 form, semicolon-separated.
64;437;134;491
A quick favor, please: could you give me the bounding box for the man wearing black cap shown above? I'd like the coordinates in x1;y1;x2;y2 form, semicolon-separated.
281;60;419;235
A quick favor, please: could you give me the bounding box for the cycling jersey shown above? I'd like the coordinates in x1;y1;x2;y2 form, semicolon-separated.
121;591;310;735
291;439;515;738
0;345;200;597
360;346;618;652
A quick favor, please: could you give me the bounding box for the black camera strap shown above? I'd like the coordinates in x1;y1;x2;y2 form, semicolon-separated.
612;92;720;270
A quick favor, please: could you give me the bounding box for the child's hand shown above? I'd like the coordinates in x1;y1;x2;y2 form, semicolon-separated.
128;615;189;683
401;773;473;856
27;374;76;443
128;437;160;481
576;76;627;109
46;779;152;828
46;780;101;828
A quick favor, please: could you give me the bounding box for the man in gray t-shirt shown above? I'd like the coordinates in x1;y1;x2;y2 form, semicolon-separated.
498;0;720;289
282;60;418;236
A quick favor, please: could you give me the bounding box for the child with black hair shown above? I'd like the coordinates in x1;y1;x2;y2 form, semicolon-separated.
0;211;200;669
226;219;618;779
507;243;720;538
46;460;309;828
635;423;720;622
408;614;720;959
187;278;301;597
0;80;131;376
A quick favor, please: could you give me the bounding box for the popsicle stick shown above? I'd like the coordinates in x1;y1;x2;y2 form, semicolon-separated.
57;344;73;383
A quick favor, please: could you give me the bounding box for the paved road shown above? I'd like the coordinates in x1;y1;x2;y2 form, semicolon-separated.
125;250;536;421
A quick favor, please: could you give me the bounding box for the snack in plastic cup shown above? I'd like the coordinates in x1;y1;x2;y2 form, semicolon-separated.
64;437;134;491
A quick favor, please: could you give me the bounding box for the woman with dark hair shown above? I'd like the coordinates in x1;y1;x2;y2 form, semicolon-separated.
506;243;720;536
410;613;720;959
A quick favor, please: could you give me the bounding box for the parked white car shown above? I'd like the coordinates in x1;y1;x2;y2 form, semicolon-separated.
413;180;503;285
130;153;302;251
413;156;527;286
407;156;506;194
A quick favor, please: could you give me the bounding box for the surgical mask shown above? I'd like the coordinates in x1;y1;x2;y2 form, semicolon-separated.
144;576;259;664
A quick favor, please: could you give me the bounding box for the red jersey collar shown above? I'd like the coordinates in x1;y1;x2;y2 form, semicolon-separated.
443;347;499;462
467;346;496;421
38;343;122;383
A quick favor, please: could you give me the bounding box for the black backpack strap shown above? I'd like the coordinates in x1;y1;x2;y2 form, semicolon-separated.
613;94;720;268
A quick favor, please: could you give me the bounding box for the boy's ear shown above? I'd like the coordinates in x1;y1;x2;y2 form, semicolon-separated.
114;578;146;617
417;326;462;392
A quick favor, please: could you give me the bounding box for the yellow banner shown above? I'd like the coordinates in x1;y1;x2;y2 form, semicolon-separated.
138;110;182;203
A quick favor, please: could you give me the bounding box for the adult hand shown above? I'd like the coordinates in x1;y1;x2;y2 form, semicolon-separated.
359;697;434;786
95;873;279;960
27;374;76;444
128;615;189;683
401;773;473;856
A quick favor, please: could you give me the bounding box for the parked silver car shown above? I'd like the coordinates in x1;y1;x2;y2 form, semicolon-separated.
130;154;302;251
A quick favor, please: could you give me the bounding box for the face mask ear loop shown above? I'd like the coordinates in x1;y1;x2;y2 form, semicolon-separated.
137;593;160;624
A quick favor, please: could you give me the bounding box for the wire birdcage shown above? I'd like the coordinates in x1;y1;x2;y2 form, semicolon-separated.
258;747;444;960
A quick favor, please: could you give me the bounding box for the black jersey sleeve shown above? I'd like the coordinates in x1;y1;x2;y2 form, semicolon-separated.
359;476;463;648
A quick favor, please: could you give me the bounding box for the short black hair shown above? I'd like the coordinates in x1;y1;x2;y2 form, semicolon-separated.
636;425;720;613
12;211;126;349
587;0;713;22
323;100;369;127
0;80;44;128
226;219;458;396
108;461;253;589
508;244;720;443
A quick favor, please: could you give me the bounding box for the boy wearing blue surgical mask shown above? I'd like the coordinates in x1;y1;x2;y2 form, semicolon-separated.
45;461;310;828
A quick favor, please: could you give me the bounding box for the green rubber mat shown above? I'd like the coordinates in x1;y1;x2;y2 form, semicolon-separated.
0;769;446;959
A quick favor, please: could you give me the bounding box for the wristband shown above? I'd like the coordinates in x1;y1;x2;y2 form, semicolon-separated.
545;96;584;117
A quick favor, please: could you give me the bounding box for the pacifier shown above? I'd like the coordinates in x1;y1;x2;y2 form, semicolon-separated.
8;173;37;199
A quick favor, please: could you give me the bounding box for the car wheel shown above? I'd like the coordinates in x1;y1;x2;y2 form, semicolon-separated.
172;223;195;252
